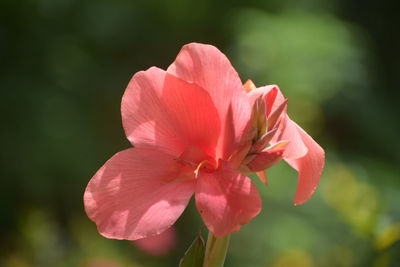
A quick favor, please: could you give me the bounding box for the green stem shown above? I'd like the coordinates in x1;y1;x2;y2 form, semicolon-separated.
203;231;230;267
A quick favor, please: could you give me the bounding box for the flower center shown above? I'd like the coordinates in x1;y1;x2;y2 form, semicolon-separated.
194;160;216;178
173;145;217;178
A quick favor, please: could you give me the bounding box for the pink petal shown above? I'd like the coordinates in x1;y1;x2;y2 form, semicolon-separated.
167;43;252;160
273;115;308;159
284;122;325;205
122;67;221;158
195;160;261;237
84;148;196;240
271;86;309;159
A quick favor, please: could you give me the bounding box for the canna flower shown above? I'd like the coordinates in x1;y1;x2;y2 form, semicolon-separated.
84;43;325;241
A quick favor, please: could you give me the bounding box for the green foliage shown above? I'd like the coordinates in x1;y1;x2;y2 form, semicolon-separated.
179;233;205;267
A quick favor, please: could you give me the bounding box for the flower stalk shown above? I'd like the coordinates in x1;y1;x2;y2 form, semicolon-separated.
203;231;230;267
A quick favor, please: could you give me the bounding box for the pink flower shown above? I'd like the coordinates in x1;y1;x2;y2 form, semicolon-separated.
84;43;325;240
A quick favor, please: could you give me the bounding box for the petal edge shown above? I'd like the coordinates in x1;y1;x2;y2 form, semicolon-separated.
84;148;195;240
195;160;261;237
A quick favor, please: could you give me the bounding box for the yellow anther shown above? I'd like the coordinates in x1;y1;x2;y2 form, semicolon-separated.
194;160;215;178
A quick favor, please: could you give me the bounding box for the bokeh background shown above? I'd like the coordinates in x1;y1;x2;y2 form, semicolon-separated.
1;0;399;266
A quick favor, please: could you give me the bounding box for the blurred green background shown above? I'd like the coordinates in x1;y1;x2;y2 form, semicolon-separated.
1;0;399;266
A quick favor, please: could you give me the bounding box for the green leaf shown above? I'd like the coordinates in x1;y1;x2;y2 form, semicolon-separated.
179;233;205;267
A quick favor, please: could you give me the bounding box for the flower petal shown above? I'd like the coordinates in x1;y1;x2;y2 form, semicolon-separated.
273;115;308;159
167;43;252;159
195;160;261;237
84;148;196;240
284;123;325;205
122;67;221;158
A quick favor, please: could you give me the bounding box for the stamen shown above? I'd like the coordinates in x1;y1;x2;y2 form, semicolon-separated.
194;160;215;178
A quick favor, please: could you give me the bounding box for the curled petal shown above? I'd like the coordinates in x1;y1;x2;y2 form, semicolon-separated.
84;148;195;240
122;67;221;158
270;87;308;159
272;114;308;160
168;43;252;160
246;83;324;204
284;123;325;205
195;160;261;237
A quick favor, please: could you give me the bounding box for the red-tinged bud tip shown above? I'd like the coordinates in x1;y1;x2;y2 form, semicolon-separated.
247;141;289;172
247;149;285;172
267;98;288;131
256;171;268;185
252;128;278;152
